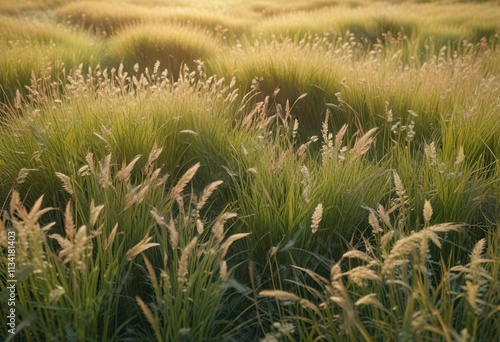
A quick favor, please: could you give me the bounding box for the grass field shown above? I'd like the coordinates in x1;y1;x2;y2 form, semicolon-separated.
0;0;499;341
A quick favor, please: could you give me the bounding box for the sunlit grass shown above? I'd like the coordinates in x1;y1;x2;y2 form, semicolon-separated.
0;0;499;340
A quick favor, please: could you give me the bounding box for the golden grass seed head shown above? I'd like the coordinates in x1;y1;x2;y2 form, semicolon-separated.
423;200;433;227
169;162;200;201
125;236;160;262
310;203;323;234
168;215;179;250
177;237;198;285
259;290;301;302
55;172;74;195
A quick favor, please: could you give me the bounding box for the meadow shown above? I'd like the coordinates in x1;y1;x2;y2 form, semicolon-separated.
0;0;499;340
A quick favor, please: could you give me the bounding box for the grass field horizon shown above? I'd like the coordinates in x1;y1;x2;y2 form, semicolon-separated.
1;0;499;341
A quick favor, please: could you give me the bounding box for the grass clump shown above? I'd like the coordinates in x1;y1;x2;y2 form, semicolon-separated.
106;23;219;80
0;17;102;104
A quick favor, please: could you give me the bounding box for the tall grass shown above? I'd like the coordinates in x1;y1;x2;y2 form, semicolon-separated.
106;23;219;80
0;0;499;340
0;17;102;104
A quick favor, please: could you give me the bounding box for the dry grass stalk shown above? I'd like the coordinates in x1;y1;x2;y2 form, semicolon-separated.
142;255;159;295
178;237;198;285
212;212;237;244
354;293;384;310
64;201;75;240
220;260;228;281
55;172;74;195
168;215;179;250
50;225;94;270
196;219;204;235
117;154;141;182
345;266;381;288
144;146;163;175
220;232;251;258
455;146;465;166
104;224;118;251
368;211;382;234
125;236;159;261
89;200;104;227
349;127;377;161
377;204;393;229
299;298;321;316
169;163;200;200
136;296;159;332
423;200;433;227
196;180;223;212
382;223;462;276
98;154;113;188
16;168;37;185
150;207;167;227
259;290;301;302
310;203;323;234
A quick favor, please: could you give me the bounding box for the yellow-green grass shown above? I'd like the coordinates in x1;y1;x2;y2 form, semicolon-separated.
209;33;499;152
54;0;251;37
0;0;499;340
106;23;220;80
0;17;102;104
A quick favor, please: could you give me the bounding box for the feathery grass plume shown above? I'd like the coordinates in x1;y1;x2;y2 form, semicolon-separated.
150;207;167;227
104;224;118;251
299;299;321;316
321;110;334;164
98;153;113;188
393;171;406;201
178;237;198;285
124;184;150;211
368;210;382;234
349;127;378;161
22;194;53;228
144;146;163;175
16;168;37;184
125;236;159;262
55;172;74;195
451;238;490;315
169;163;200;201
300;165;311;203
297;135;318;157
382;223;462;277
334;124;348;152
342;250;373;263
220;232;251;258
196;180;223;212
423;200;433;227
89;200;104;227
196;218;204;235
455;146;465;166
142;255;159;296
85;152;95;174
136;296;162;341
212;212;237;244
354;293;384;310
220;260;228;281
310;203;323;234
64;201;75;240
50;225;94;270
117;154;141;183
48;286;66;304
168;215;179;250
259;290;301;302
345;266;381;288
424;142;438;166
292;119;299;139
377;204;393;229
